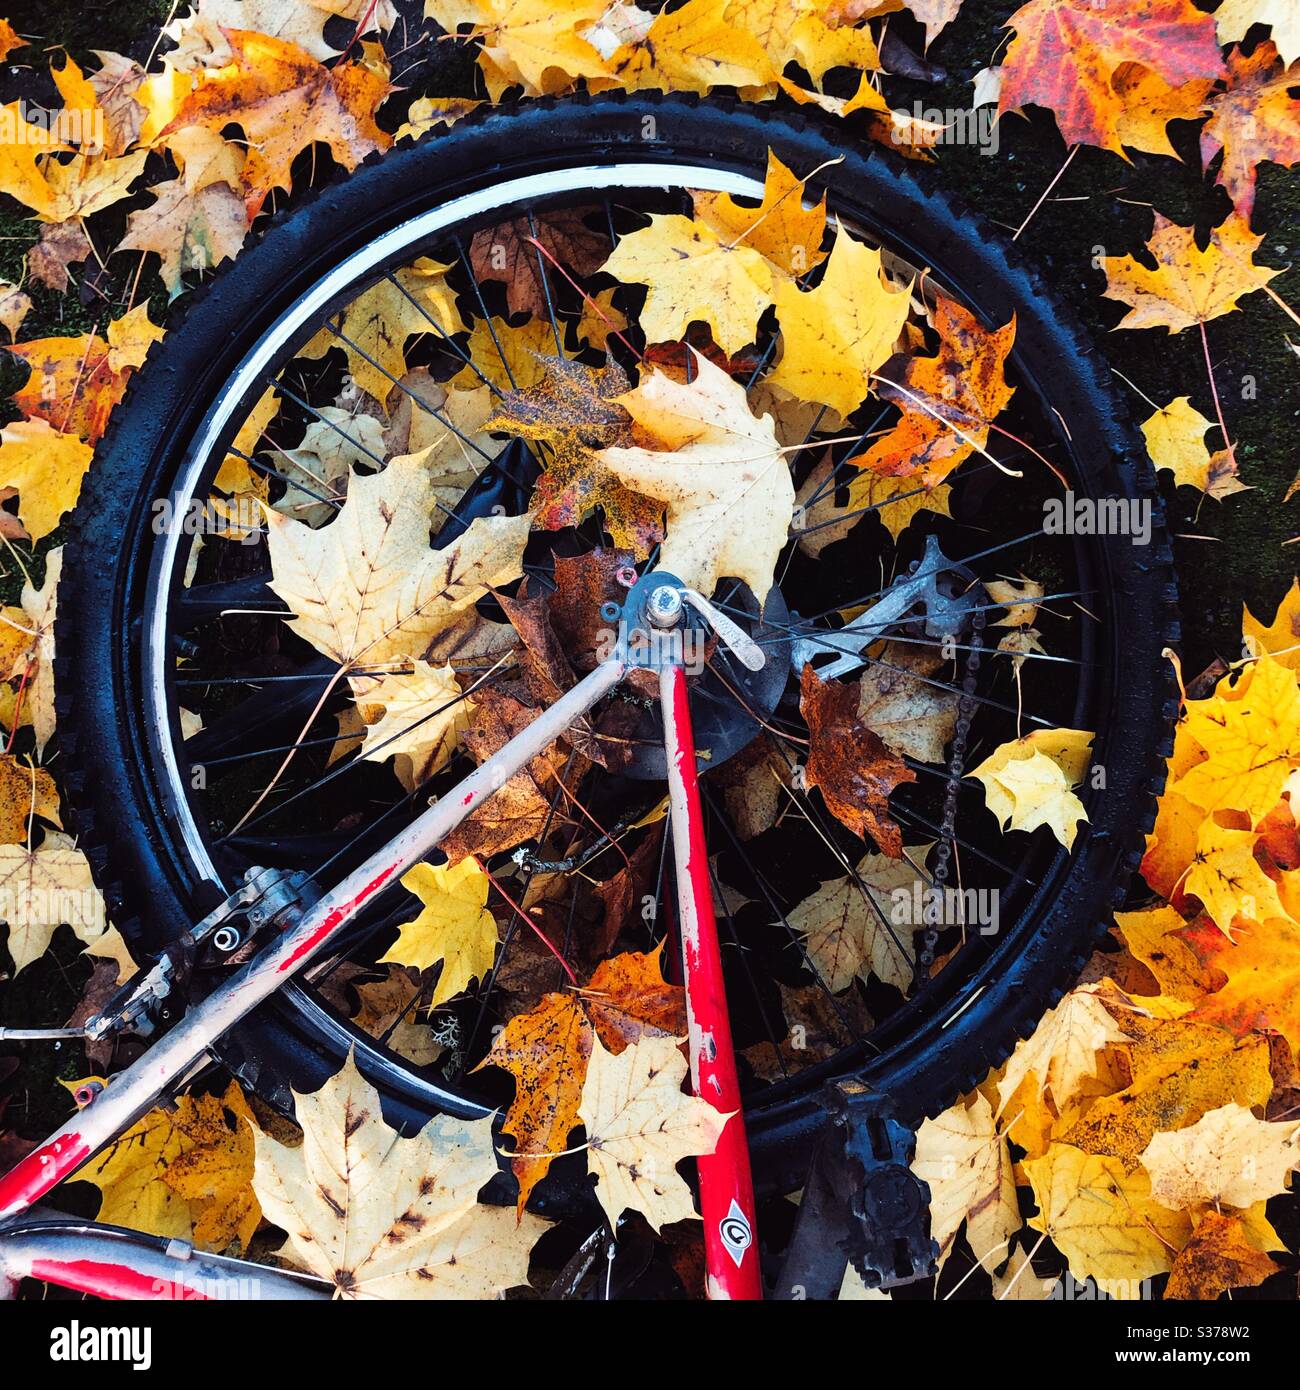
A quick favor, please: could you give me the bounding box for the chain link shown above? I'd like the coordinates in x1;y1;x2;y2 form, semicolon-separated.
919;603;986;969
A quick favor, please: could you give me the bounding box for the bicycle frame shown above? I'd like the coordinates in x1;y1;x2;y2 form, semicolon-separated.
0;595;764;1301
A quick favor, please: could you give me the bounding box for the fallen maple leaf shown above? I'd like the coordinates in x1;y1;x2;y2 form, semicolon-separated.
856;644;958;764
0;548;60;753
1200;41;1300;224
602;210;775;356
0;830;102;974
856;299;1015;488
438;682;581;864
995;983;1130;1116
789;847;928;993
0;753;59;845
1178;910;1300;1054
81;1082;261;1252
771;223;913;416
160;29;390;215
1215;0;1300;68
1058;1014;1273;1170
1140;1102;1299;1211
117;176;249;300
350;660;474;792
0;282;30;342
693;150;828;278
600;351;795;600
1102;213;1280;334
488;355;662;557
1184;819;1286;935
1173;653;1300;824
5;303;164;445
302;257;464;408
252;1052;548;1296
470;206;607;317
913;1090;1019;1269
1024;1145;1192;1298
0;421;93;542
579;1032;729;1231
1164;1207;1281;1300
968;728;1092;849
998;0;1223;152
264;451;530;669
482;945;685;1209
1140;395;1249;497
1244;579;1300;672
1113;904;1222;1003
800;664;916;854
383;857;499;1007
604;0;776;94
724;0;879;87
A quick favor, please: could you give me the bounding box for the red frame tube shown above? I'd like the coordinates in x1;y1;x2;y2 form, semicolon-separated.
660;664;762;1300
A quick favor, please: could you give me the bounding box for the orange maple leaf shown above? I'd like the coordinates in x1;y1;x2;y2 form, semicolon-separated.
160;28;390;217
999;0;1224;152
1200;41;1300;224
480;946;686;1211
854;297;1015;488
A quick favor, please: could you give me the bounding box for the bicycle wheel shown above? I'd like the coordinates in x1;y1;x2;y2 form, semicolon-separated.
56;92;1178;1207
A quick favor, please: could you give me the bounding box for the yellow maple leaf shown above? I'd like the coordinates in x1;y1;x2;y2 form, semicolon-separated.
0;420;92;544
995;983;1130;1117
606;0;775;94
0;752;59;845
1243;579;1300;673
771;225;912;416
78;1082;261;1252
1025;1145;1192;1298
253;1052;547;1296
350;659;474;792
967;728;1093;849
579;1033;730;1231
789;847;928;993
694;150;827;277
1185;819;1286;935
913;1091;1020;1269
1140;1102;1300;1211
264;451;530;669
1113;904;1218;1004
382;856;499;1006
160;30;390;214
1103;213;1280;334
600;351;794;600
1059;1015;1273;1170
1215;0;1300;67
1173;653;1300;825
601;211;774;356
724;0;879;87
302;257;463;408
1141;395;1241;496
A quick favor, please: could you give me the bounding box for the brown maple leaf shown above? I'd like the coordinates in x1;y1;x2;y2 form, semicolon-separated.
799;665;916;856
548;547;636;672
440;683;584;864
469;206;608;318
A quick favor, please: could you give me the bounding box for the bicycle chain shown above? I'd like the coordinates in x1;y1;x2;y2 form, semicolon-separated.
918;603;986;969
